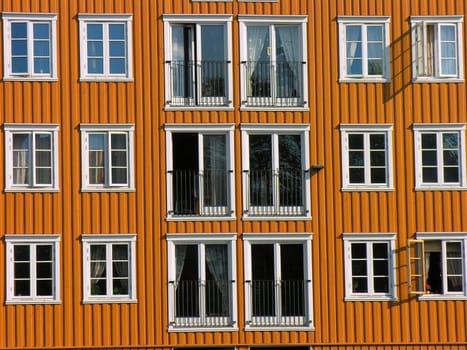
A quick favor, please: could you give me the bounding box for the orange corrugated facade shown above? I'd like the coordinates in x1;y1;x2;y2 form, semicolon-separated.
0;0;466;349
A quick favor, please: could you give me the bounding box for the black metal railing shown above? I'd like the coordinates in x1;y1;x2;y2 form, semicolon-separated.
242;60;304;107
245;168;305;216
170;169;230;216
168;60;229;106
172;279;233;327
246;279;308;327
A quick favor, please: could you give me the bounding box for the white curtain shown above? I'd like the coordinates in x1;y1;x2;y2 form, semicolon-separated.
175;245;188;284
206;245;229;313
247;25;268;95
90;245;106;294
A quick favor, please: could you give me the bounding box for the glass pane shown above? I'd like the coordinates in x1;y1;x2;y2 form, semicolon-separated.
37;280;52;296
205;244;229;316
368;59;383;75
33;23;49;39
247;25;270;98
110;58;126;74
440;26;455;41
87;24;103;40
36;168;52;184
15;262;30;278
443;133;459;149
373;260;388;275
37;262;52;278
111;151;127;166
367;25;382;41
279;134;303;207
91;279;106;295
34;58;50;74
444;150;459;165
349;168;364;183
370;151;386;166
275;25;300;98
349;151;364;166
422;167;438;182
12;40;27;55
90;262;106;278
370;134;385;149
109;41;125;57
172;25;194;99
113;244;128;260
352;277;367;293
175;245;199;317
347;58;362;75
201;25;226;98
91;245;106;260
352;260;367;276
36;151;51;166
34;41;50;57
441;42;456;58
349;134;364;149
441;59;456;75
421;133;436;148
111;134;126;149
444;167;459;183
113;262;128;278
422;150;437;166
249;135;272;206
368;43;383;59
88;58;103;74
204;134;227;207
281;244;304;317
35;134;51;149
370;168;386;183
12;22;27;38
12;57;28;73
109;23;125;40
89;134;105;150
15;280;30;296
351;243;366;259
251;244;275;316
374;277;389;293
87;41;103;56
113;278;128;295
346;25;362;41
14;245;29;261
373;243;388;258
36;245;52;260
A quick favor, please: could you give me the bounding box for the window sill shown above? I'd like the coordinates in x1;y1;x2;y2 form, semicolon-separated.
5;188;60;193
3;76;58;82
5;299;61;305
166;215;236;221
240;106;309;112
413;77;464;83
245;325;315;331
342;187;395;192
339;77;391;83
242;215;312;221
168;326;239;332
80;77;134;82
418;294;467;301
165;105;234;111
345;295;397;301
81;188;135;193
415;186;467;191
82;298;137;304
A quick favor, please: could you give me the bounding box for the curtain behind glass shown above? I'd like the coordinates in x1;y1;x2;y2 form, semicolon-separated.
205;244;229;315
12;134;29;184
247;26;269;97
276;25;299;98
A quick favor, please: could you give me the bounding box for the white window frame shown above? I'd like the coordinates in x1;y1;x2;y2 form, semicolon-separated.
410;16;464;82
413;124;467;190
2;13;58;81
78;14;133;81
411;232;467;300
4;124;59;192
337;16;391;82
241;124;311;220
342;233;397;301
238;15;308;110
167;233;237;331
81;234;137;303
80;124;135;192
5;234;61;304
340;124;394;191
243;233;314;330
162;15;233;110
165;124;235;220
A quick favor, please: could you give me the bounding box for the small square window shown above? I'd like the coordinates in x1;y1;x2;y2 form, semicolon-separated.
2;13;58;80
163;15;233;109
340;124;393;191
239;16;308;109
337;16;390;82
80;124;135;192
411;16;464;82
5;235;61;304
413;124;467;190
343;233;397;301
408;233;467;299
4;124;59;192
81;234;136;303
78;14;133;81
241;124;311;219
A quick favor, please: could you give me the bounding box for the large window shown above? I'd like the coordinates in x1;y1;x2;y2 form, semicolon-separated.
411;16;463;82
82;234;136;303
167;234;237;330
4;124;59;192
163;15;233;108
80;124;135;192
343;233;396;301
408;233;467;299
5;235;60;304
241;124;310;218
340;124;393;191
2;13;57;80
413;124;466;190
337;17;390;82
78;14;133;81
243;234;313;329
239;16;308;109
165;124;235;219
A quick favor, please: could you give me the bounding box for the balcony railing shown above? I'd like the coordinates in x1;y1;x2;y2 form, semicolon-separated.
167;60;230;107
169;169;231;217
246;279;310;327
242;60;305;107
170;279;234;328
244;168;306;217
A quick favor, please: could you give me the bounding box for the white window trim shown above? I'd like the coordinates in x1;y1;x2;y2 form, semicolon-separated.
5;234;61;304
162;15;233;110
242;233;314;331
80;124;135;192
166;233;238;332
342;233;397;301
78;14;133;82
164;124;235;220
4;123;60;192
2;13;58;81
410;16;464;83
241;124;311;220
337;16;391;83
340;124;394;191
81;234;137;303
413;123;467;190
238;15;309;111
415;232;467;300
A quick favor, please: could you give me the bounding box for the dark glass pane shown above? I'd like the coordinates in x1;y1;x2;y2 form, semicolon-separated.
349;168;364;183
444;167;459;183
374;277;389;293
373;260;388;275
14;245;29;261
351;243;366;259
91;279;106;295
36;168;52;185
281;244;304;316
421;134;436;148
371;168;386;183
113;244;128;260
203;135;227;207
373;243;388;258
352;260;367;276
113;278;129;295
13;134;30;149
352;277;367;292
15;280;30;296
279;134;302;207
368;59;383;75
36;151;51;166
249;135;272;206
37;262;52;278
252;244;275;316
91;245;106;260
176;245;199;317
370;151;386;166
422;167;437;182
348;134;363;149
113;262;128;278
444;150;459;166
90;262;106;278
422;150;437;166
370;134;385;149
201;25;226;98
37;280;52;296
11;22;27;38
15;262;30;278
111;151;127;167
443;133;458;149
349;151;364;166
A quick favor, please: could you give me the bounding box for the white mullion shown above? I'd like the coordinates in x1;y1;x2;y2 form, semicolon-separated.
344;133;350;186
30;244;37;298
441;241;449;294
274;243;281;319
107;243;113;297
83;132;90;188
31;132;37;186
270;25;276;101
272;133;279;210
106;133;112;186
364;133;371;185
102;23;109;76
196;23;202;103
437;132;444;184
28;21;34;75
199;243;206;320
362;25;368;76
367;242;374;295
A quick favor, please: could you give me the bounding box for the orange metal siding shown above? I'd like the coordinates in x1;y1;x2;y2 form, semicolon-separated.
0;0;466;349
